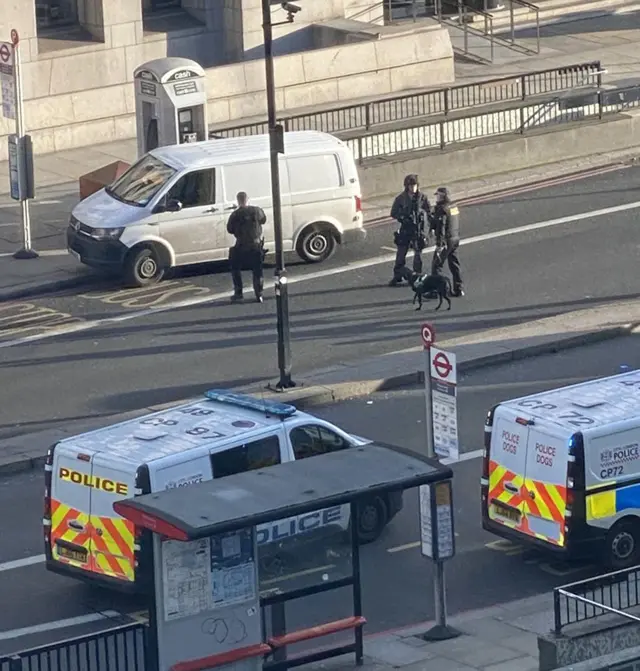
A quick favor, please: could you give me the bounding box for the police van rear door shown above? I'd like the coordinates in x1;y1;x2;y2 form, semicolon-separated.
50;445;94;572
521;424;569;547
89;453;137;583
487;405;530;530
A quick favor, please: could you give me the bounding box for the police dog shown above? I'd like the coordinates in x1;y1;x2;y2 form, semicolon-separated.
409;271;452;311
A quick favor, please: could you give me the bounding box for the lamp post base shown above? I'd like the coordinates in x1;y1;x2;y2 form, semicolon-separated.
13;248;39;259
421;624;461;642
267;378;298;393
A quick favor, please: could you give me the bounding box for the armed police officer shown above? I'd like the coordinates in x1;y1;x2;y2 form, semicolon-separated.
227;191;267;303
431;186;464;297
388;174;432;287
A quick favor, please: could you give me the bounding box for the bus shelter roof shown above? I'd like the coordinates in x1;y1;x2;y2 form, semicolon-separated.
113;442;453;541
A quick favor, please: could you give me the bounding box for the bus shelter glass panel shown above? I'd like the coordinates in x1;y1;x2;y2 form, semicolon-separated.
257;504;353;596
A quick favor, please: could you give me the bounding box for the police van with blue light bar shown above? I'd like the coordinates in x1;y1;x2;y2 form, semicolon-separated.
44;390;403;591
481;369;640;570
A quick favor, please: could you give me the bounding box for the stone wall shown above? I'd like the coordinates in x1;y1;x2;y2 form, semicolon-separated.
0;4;454;162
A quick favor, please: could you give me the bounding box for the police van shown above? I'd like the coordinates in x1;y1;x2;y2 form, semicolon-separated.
481;369;640;570
44;390;403;591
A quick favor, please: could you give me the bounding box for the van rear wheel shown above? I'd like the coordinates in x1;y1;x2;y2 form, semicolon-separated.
604;519;640;570
124;247;165;288
296;225;336;263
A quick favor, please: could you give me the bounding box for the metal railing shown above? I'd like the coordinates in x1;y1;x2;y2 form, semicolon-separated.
209;61;602;140
435;0;496;63
0;622;147;671
345;83;640;162
554;566;640;635
502;0;540;54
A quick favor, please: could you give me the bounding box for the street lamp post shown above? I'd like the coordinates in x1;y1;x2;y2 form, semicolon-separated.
262;0;297;391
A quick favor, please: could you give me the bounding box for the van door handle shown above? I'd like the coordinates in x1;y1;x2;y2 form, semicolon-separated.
504;482;519;494
68;519;85;531
203;207;218;213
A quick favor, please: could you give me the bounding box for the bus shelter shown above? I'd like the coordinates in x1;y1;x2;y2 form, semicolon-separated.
114;442;453;671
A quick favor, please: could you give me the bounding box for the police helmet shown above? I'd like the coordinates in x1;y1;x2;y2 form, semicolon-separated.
436;186;450;201
404;174;419;189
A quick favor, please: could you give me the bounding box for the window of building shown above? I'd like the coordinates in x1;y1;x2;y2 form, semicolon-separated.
289;425;352;460
142;0;205;36
35;1;78;29
211;436;282;478
147;0;181;10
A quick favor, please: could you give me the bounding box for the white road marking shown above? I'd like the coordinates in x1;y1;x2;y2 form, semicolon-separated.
0;554;45;572
0;223;16;227
0;199;61;209
0;611;121;641
1;198;639;350
388;541;421;553
0;448;486;576
441;448;483;465
0;248;68;258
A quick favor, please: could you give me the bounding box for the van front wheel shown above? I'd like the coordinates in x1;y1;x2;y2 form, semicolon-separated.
296;225;336;263
124;247;165;287
604;519;640;570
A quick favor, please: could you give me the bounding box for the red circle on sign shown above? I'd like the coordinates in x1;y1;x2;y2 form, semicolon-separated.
433;352;452;379
10;29;19;46
421;323;435;348
0;45;10;63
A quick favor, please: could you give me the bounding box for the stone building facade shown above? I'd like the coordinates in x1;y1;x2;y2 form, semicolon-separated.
0;1;454;159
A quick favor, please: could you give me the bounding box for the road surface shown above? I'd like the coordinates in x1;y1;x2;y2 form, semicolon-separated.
1;164;640;439
1;335;639;655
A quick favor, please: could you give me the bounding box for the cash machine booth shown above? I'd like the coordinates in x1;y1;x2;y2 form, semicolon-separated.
133;57;210;158
114;432;453;671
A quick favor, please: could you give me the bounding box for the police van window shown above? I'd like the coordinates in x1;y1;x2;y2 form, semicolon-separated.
211;435;281;478
166;169;216;209
290;425;351;460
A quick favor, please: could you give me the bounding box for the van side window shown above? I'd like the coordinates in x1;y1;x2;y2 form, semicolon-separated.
223;162;271;202
166;169;216;208
290;424;351;460
287;155;343;193
211;435;281;478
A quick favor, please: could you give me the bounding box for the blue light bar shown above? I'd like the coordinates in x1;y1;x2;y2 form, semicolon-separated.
204;389;297;418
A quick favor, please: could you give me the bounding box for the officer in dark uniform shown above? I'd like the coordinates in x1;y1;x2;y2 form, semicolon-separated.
431;186;464;297
226;191;267;303
388;174;432;286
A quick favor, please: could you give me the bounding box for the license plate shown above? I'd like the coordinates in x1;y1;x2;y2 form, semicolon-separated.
68;248;80;261
57;544;88;564
491;501;521;523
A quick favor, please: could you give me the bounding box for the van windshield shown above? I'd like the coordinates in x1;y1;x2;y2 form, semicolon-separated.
106;154;176;207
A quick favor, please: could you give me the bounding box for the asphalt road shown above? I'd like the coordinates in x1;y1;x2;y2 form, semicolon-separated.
1;165;640;439
2;335;640;656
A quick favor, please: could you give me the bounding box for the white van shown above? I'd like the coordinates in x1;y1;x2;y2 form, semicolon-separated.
44;390;403;592
481;369;640;570
67;131;365;287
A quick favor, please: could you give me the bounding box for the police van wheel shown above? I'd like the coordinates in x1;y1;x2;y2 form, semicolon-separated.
605;519;640;569
124;247;165;287
356;497;388;544
296;225;336;263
